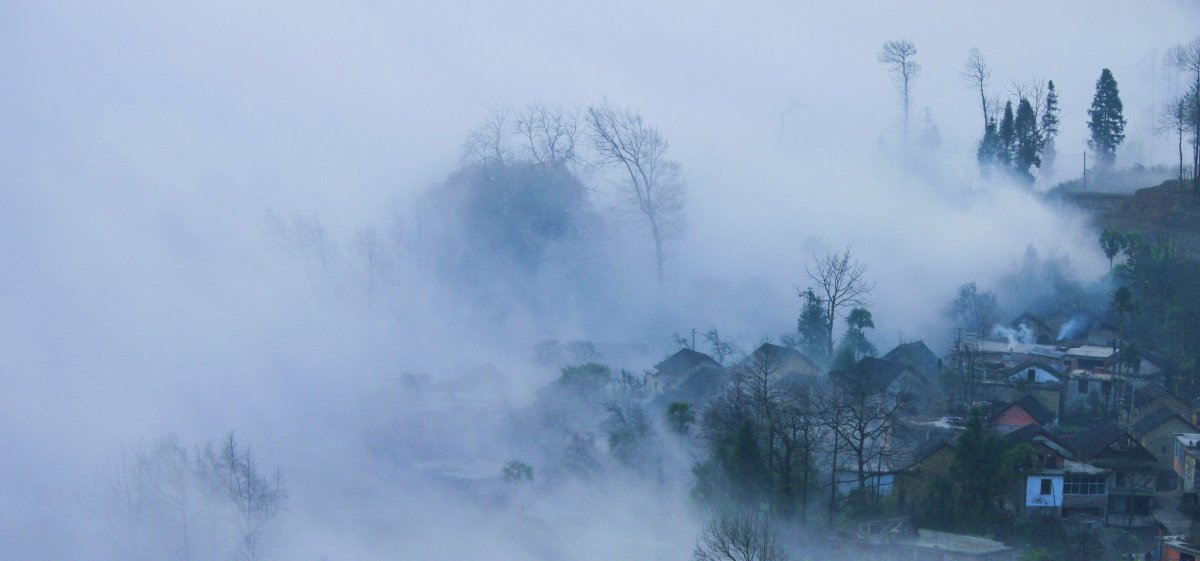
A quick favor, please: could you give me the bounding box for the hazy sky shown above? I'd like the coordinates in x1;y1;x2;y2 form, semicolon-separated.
2;1;1199;559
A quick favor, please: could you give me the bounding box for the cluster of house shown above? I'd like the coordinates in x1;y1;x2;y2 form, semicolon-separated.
899;314;1200;535
644;311;1200;558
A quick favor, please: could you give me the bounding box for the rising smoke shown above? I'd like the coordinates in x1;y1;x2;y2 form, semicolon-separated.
2;1;1198;559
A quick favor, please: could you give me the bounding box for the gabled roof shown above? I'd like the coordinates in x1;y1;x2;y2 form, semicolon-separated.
850;357;925;394
1069;423;1128;459
651;365;729;410
1002;423;1043;444
1004;360;1062;380
739;343;821;379
1134;407;1197;435
882;341;940;376
1028;346;1067;360
654;348;720;377
1002;424;1041;445
990;394;1055;426
1003;424;1073;457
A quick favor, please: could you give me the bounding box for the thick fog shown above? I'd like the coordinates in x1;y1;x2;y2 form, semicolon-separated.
3;1;1199;559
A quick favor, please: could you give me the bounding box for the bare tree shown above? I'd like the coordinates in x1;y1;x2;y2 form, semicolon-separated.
105;442;151;557
1158;96;1190;183
816;382;850;525
1173;38;1200;193
515;102;581;166
879;39;921;144
603;399;653;469
1029;78;1047;125
350;225;394;315
951;335;984;407
692;514;789;561
960;48;991;128
102;437;197;561
986;95;1003;127
826;368;908;516
1007;79;1030;103
738;341;788;506
776;384;820;520
700;342;818;517
1108;469;1157;527
741;341;786;425
701;367;752;448
703;329;741;365
1006;77;1048;124
805;249;874;359
586;100;684;292
265;212;337;275
141;436;194;561
461;106;512;166
196;433;287;561
947;281;999;336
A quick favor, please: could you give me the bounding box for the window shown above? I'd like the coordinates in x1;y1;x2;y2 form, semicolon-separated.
1040;478;1053;495
1064;474;1106;495
1078;379;1089;393
1027;369;1036;381
1102;381;1112;395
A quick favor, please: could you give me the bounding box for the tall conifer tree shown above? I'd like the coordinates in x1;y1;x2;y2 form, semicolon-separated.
1040;80;1060;176
1013;98;1041;184
797;288;830;365
976;118;1000;175
1087;68;1127;168
997;101;1016;168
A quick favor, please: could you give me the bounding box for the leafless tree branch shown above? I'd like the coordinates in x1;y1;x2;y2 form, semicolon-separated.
586;99;684;290
514;102;581;166
804;248;874;359
879;39;921;143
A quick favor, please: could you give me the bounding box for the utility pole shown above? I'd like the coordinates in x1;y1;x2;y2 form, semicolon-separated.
1083;151;1088;191
1128;379;1136;430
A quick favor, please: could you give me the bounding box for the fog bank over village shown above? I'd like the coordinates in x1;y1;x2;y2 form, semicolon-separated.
5;2;1200;560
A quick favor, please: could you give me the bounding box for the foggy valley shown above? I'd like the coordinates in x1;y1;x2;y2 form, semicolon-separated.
6;2;1200;560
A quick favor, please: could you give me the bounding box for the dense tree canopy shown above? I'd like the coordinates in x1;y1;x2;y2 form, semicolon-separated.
1013;97;1041;184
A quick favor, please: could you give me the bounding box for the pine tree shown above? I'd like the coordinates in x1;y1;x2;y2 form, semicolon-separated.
797;288;830;365
976;117;1000;175
1040;80;1060;177
1087;68;1127;168
997;101;1016;169
1013;98;1041;184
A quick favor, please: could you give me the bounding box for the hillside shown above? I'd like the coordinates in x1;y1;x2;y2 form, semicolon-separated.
1055;179;1200;257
